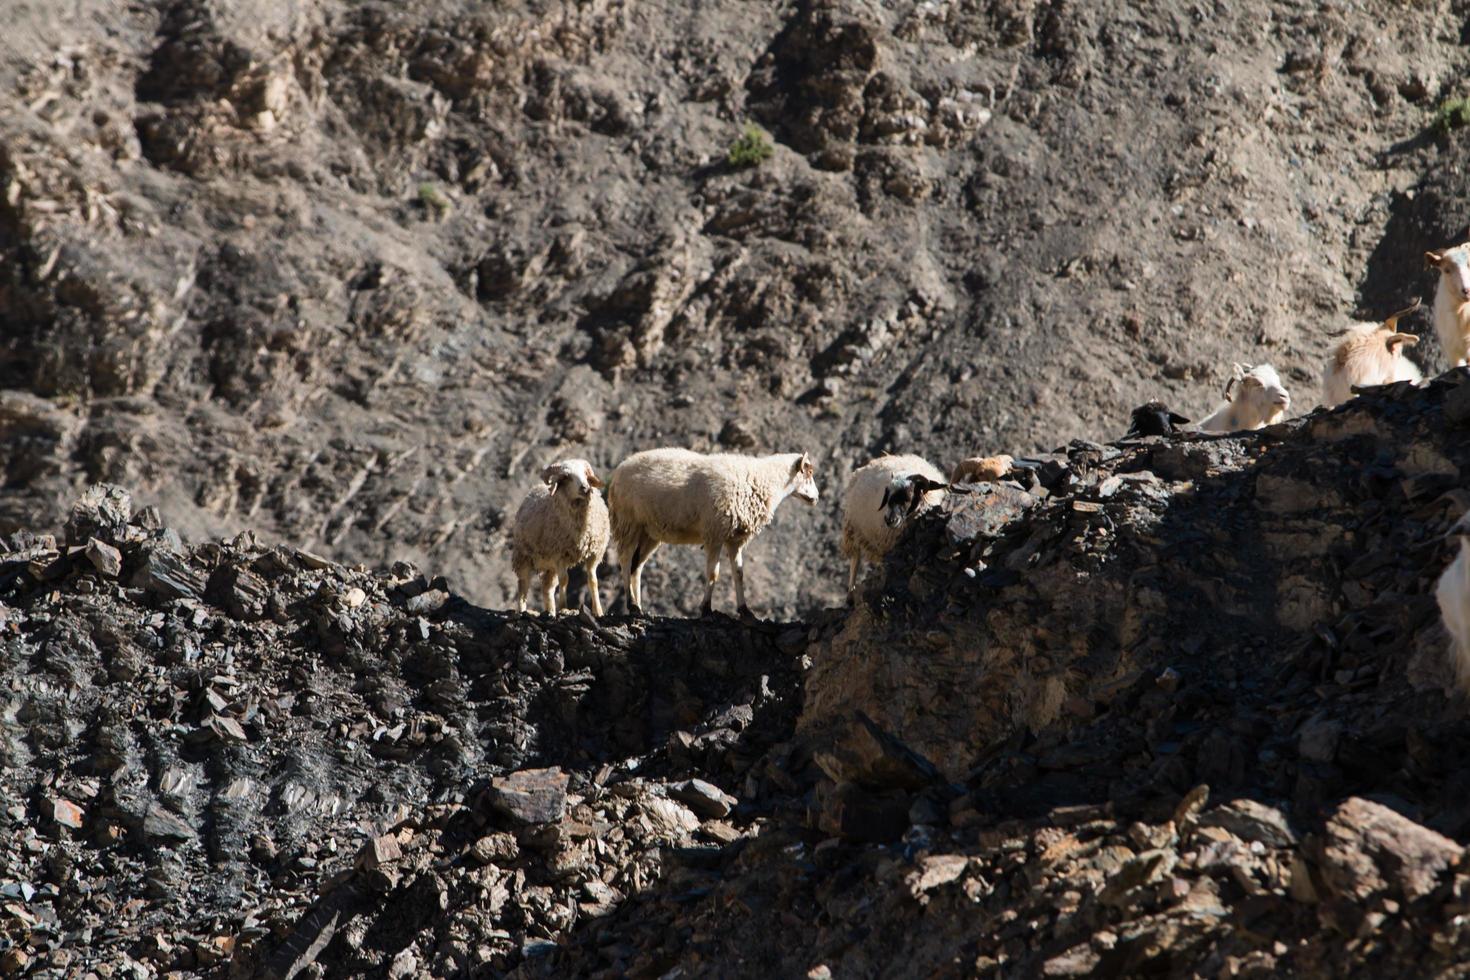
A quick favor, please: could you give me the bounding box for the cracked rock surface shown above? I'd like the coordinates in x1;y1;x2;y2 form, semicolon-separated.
3;379;1470;976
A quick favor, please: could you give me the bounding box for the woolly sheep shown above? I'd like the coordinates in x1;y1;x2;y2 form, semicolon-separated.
949;454;1014;484
1195;363;1290;433
607;448;819;617
1437;517;1470;693
1426;243;1470;367
841;455;949;595
1320;301;1422;409
510;459;610;617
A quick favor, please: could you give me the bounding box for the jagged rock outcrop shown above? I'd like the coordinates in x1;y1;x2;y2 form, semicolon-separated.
0;486;810;974
6;377;1470;977
523;376;1470;978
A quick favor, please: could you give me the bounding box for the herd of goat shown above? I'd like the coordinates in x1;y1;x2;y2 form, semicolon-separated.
507;242;1470;685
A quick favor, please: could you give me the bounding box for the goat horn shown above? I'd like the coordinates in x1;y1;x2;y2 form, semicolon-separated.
1384;298;1421;329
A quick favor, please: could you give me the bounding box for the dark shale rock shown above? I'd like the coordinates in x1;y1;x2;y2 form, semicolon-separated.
669;779;737;820
131;546;206;600
484;768;570;826
82;538;122;577
1314;797;1461;905
1197;799;1297;848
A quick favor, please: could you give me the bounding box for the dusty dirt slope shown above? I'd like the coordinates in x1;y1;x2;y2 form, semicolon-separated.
5;0;1470;617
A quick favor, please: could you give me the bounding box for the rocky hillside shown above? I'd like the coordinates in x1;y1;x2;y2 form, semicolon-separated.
3;373;1470;977
5;0;1470;616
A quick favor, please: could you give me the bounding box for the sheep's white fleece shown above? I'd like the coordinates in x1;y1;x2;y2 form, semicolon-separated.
840;454;947;590
608;448;816;614
611;450;802;546
1438;537;1470;693
511;477;609;615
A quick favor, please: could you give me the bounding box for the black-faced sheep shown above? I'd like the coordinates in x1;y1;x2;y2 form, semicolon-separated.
1195;363;1290;433
607;448;819;618
510;459;610;617
1426;243;1470;367
1320;301;1421;409
841;455;949;595
1125;402;1191;438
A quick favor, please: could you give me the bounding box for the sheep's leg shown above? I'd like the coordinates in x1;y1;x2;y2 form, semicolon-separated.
541;571;558;616
557;570;570;616
626;538;659;615
516;566;531;614
700;544;722;617
585;560;603;618
846;555;861;600
728;542;753;620
624;542;641;614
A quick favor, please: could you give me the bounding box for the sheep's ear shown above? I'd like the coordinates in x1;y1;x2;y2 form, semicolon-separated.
1428;250;1447;270
1387;332;1419;352
1168;411;1191;425
793;453;811;475
913;477;950;495
540;465;562;493
587;470;604;489
878;488;892;512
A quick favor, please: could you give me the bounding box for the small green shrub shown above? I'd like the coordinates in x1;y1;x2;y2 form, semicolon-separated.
1433;97;1470;135
418;182;450;217
727;123;774;168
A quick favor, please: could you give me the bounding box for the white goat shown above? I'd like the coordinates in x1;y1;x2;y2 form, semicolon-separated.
841;455;949;595
607;448;818;617
1320;301;1422;409
510;459;610;617
1195;363;1290;432
1426;243;1470;367
1437;517;1470;693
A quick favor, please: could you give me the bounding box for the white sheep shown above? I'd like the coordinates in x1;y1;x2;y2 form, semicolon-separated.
841;455;949;595
607;448;818;617
1426;243;1470;367
1195;363;1290;433
1437;520;1470;692
510;459;610;617
1320;301;1422;409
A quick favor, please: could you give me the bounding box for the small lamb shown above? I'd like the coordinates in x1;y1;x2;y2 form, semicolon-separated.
1437;514;1470;692
1426;243;1470;367
841;455;949;595
510;459;610;617
608;448;819;618
1195;363;1290;433
950;454;1014;484
1320;301;1421;409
